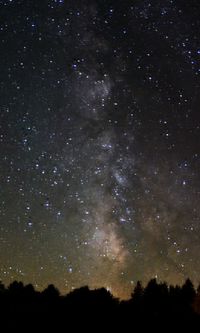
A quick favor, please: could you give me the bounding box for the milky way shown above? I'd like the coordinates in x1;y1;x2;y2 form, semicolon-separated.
1;0;200;299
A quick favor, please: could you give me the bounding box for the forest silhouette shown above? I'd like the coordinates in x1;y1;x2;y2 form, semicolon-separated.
0;278;200;329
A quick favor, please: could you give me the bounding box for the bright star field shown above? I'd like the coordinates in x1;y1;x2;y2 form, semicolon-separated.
1;0;200;299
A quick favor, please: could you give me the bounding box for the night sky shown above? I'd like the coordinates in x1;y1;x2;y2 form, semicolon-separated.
1;0;200;299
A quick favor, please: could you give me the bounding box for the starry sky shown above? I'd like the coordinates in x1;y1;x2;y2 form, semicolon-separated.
1;0;200;299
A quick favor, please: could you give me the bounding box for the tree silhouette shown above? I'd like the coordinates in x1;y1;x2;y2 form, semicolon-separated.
130;280;144;313
181;278;196;305
0;281;5;293
0;278;198;329
42;284;60;300
193;283;200;315
8;281;24;297
131;280;144;300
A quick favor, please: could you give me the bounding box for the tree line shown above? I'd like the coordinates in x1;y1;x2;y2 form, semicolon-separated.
0;278;200;329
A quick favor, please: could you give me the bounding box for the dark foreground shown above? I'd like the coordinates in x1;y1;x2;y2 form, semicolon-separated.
0;278;200;330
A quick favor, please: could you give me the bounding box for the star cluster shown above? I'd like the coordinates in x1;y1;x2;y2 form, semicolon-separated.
0;0;200;299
